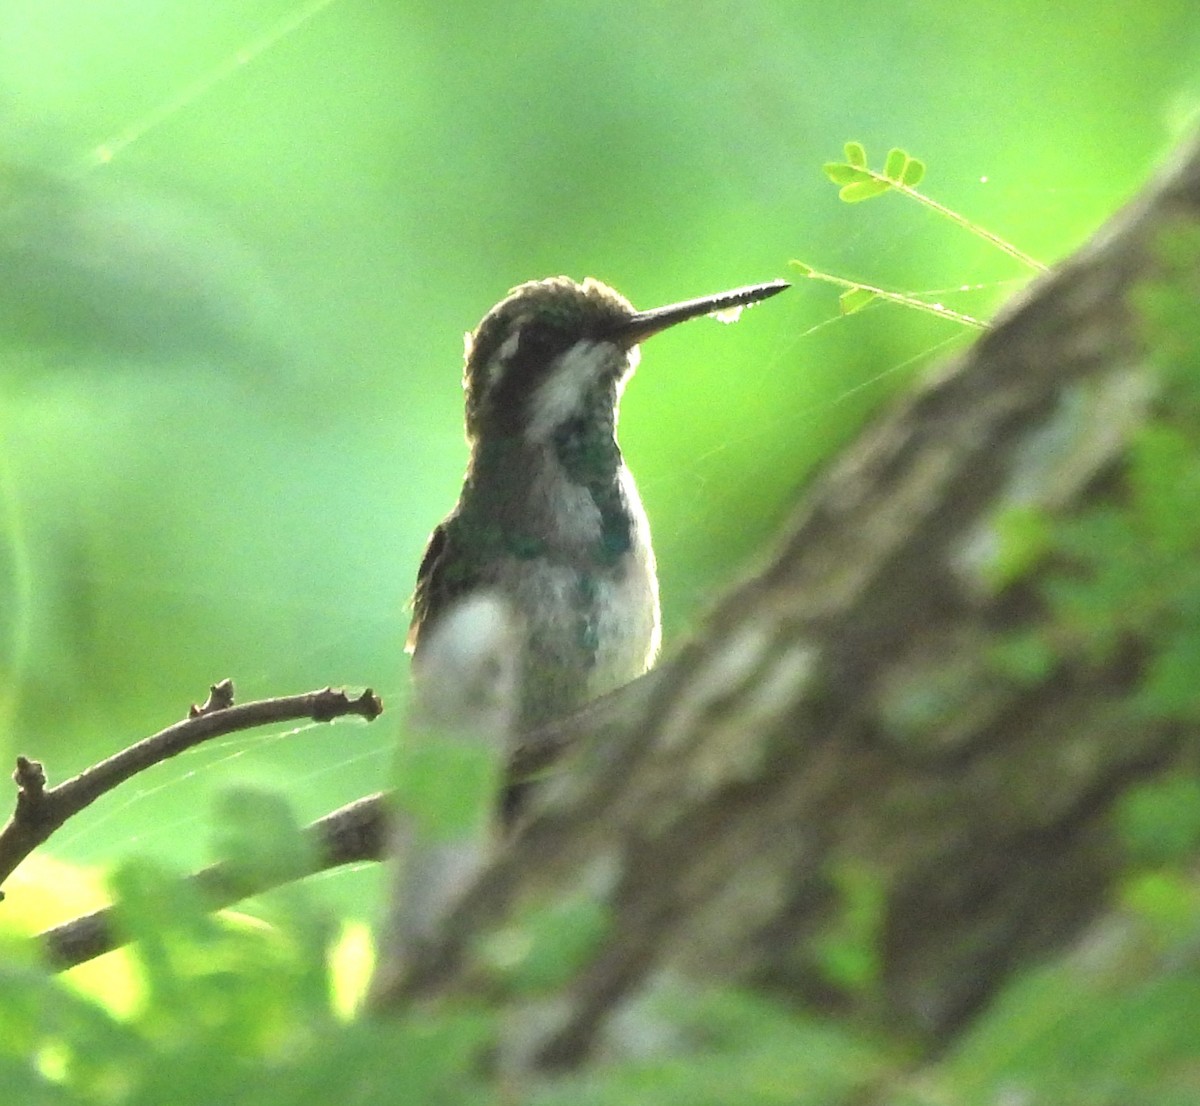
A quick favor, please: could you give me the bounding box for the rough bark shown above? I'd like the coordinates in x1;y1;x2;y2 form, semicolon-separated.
386;132;1200;1068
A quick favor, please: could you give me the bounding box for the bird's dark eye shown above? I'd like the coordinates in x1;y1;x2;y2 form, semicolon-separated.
515;322;561;363
483;319;574;430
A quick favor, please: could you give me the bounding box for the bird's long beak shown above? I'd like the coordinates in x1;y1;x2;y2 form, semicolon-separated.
618;279;789;345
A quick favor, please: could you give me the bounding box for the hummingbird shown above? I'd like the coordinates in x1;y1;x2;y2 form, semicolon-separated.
407;275;788;743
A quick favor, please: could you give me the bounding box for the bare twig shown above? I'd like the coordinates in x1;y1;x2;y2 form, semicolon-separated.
40;791;388;970
0;681;382;896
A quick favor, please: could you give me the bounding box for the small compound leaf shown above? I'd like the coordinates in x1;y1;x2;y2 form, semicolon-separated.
824;162;870;185
884;147;908;181
839;178;891;203
839;287;878;315
901;156;926;187
843;141;867;168
395;728;501;840
211;787;312;889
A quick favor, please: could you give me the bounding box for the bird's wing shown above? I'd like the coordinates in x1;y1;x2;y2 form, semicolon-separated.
406;518;482;652
406;522;446;652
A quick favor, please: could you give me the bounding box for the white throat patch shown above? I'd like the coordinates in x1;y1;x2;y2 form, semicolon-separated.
525;340;605;443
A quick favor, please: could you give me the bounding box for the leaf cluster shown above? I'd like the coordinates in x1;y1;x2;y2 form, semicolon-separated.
1043;225;1200;721
823;141;927;203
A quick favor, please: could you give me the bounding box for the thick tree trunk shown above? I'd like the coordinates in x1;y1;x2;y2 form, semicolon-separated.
387;132;1200;1068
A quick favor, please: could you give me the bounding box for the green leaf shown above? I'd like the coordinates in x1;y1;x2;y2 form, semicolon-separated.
843;140;867;168
790;259;814;276
1121;870;1200;944
937;955;1200;1103
109;856;210;950
1129;423;1200;556
210;787;313;891
901;156;926;186
1137;621;1200;721
480;895;610;996
823;162;870;185
838;287;877;315
811;862;884;991
987;631;1057;685
394;726;502;841
1117;774;1200;864
986;504;1052;588
884;147;907;181
839;179;891;203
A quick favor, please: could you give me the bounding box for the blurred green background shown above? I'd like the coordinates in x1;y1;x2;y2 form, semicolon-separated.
0;0;1197;916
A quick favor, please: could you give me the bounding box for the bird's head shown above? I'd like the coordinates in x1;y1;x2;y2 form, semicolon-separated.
461;276;787;443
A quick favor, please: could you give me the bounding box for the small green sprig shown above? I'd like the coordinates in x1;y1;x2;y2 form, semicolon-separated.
790;260;990;330
823;142;1048;273
794;143;1047;330
824;142;927;200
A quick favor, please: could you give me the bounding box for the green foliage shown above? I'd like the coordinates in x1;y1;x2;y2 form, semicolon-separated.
907;222;1200;1106
799;139;1048;329
986;628;1058;684
108;859;333;1077
1117;774;1200;867
823;140;1045;271
1036;225;1200;721
789;258;989;330
810;862;885;993
837;285;879;317
1;808;499;1105
532;989;898;1106
904;937;1200;1106
393;723;502;842
823;141;926;202
0;830;897;1106
209;787;315;893
480;893;610;997
981;503;1053;590
1121;870;1200;947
